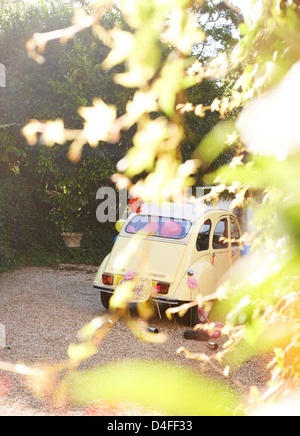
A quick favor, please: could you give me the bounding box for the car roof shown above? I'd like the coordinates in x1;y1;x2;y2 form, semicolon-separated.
140;202;229;223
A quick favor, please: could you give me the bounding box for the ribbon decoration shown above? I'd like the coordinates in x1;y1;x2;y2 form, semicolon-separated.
199;309;224;339
212;254;216;266
129;198;143;213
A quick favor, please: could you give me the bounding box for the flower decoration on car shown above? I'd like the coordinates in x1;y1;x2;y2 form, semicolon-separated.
187;275;199;290
150;286;159;297
124;271;137;281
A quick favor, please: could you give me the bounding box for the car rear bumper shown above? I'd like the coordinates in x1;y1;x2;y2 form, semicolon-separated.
93;284;180;307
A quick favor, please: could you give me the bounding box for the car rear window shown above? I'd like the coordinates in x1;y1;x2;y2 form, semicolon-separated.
125;215;192;239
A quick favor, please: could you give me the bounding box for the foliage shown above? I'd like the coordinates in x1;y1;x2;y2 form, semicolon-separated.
23;0;242;200
0;166;62;272
64;360;241;416
0;0;129;266
202;0;300;407
4;0;300;417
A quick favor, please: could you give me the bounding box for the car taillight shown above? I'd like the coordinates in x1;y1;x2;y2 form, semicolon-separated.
102;274;114;286
156;282;170;295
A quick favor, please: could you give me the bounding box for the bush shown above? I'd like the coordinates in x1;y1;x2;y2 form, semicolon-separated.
0;0;126;270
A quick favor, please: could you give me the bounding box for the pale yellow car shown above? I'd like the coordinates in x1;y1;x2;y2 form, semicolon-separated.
93;203;242;325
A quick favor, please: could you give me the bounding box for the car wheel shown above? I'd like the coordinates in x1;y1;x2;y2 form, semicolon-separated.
174;301;205;327
100;292;111;310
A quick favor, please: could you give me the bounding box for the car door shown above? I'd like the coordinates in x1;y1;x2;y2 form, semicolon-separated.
211;215;231;284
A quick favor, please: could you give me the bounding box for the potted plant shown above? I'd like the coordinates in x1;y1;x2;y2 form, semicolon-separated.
61;231;83;248
59;208;84;248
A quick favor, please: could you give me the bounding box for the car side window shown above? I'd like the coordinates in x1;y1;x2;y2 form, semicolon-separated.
196;219;211;252
213;218;229;250
230;217;241;247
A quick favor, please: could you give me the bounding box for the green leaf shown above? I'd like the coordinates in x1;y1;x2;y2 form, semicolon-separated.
64;360;242;416
196;120;237;166
239;23;249;36
67;343;98;364
154;58;187;116
244;319;265;347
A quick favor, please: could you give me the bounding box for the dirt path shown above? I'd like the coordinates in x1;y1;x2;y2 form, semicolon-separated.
0;267;271;416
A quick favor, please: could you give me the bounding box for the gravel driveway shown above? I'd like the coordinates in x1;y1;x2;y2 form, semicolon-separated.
0;266;271;416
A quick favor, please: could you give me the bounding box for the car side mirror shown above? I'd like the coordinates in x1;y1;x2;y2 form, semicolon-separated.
115;219;126;233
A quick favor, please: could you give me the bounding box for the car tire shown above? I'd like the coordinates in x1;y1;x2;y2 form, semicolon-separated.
174;302;204;327
100;292;111;310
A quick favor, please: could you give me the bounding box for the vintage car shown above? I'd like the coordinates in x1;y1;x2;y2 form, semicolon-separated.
93;202;242;325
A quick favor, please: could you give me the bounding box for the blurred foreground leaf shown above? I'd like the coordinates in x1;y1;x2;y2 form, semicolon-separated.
64;360;242;416
196;120;237;166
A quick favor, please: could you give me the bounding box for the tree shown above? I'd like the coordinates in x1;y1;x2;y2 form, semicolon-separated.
192;0;243;59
